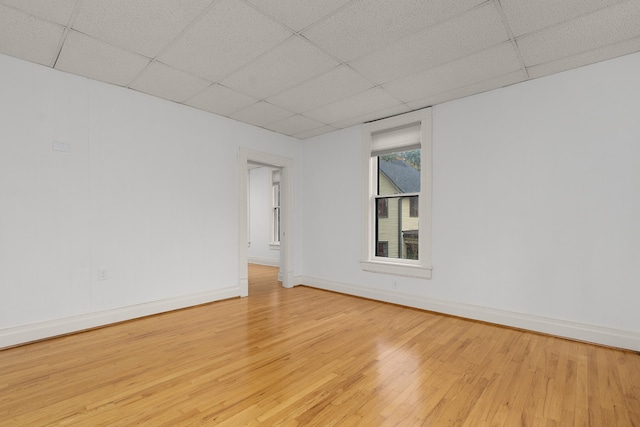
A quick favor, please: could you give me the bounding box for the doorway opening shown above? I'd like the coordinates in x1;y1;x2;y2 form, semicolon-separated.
247;164;282;280
238;148;294;297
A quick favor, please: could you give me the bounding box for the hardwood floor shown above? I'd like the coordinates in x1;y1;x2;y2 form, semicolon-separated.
1;264;639;426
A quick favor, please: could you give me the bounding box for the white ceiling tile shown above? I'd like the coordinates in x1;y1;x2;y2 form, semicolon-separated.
185;84;258;116
330;104;411;130
266;65;373;113
304;87;404;124
2;0;638;138
221;36;340;100
73;0;213;58
245;0;352;32
303;0;486;61
527;36;640;79
0;5;64;66
517;1;640;67
159;0;292;81
406;70;527;109
349;2;509;84
293;125;337;140
500;0;625;37
264;115;326;136
384;42;523;103
55;31;150;86
0;0;77;25
129;62;211;103
230;101;293;127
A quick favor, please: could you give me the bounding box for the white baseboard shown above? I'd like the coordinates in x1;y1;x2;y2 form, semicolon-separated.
248;256;280;267
294;275;640;352
0;286;240;349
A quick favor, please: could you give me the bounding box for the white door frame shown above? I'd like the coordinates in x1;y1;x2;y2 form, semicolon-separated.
238;148;294;296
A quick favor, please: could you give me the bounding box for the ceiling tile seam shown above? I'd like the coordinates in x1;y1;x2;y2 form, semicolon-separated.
53;28;153;86
295;113;332;128
0;1;75;69
238;0;365;49
493;0;529;80
252;103;320;128
0;1;72;27
302;84;407;125
286;35;385;98
293;0;362;35
301;84;381;116
181;84;260;117
51;0;86;68
237;0;304;36
341;0;498;66
142;0;221;64
378;39;518;90
264;64;379;115
125;60;215;96
187;33;300;95
425;69;527;105
292;123;337;137
292;128;336;140
377;85;418;112
125;60;160;90
524;34;640;74
265;118;328;136
510;0;636;40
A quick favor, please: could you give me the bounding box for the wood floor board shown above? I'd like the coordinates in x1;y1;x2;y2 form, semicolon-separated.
1;264;639;426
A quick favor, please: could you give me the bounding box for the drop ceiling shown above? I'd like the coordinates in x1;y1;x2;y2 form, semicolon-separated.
1;0;639;139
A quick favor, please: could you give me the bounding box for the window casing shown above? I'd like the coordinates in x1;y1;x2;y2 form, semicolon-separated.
361;108;432;279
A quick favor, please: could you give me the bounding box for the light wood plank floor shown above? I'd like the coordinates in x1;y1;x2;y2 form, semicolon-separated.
1;264;639;426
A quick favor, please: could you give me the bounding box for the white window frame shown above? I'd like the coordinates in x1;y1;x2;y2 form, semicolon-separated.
270;169;281;248
360;108;432;279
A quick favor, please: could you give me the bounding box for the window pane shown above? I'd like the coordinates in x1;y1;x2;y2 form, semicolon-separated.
409;196;418;217
376;198;388;218
377;149;420;196
273;182;280;207
375;196;419;260
273;207;280;243
376;241;388;257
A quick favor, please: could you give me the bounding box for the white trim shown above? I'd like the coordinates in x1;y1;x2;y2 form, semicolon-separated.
295;276;640;352
248;256;280;267
269;243;281;250
270;169;281;245
0;287;239;349
239;148;294;294
360;260;431;279
361;108;433;279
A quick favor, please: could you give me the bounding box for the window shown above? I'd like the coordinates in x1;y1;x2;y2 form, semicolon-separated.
271;169;281;245
409;196;418;218
377;241;389;257
377;198;388;218
361;108;432;279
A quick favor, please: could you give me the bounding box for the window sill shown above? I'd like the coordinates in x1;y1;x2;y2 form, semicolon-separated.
269;243;281;250
360;260;432;279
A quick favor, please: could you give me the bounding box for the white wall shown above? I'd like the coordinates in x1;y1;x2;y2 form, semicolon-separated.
0;53;299;345
299;52;640;350
248;167;280;266
2;49;639;350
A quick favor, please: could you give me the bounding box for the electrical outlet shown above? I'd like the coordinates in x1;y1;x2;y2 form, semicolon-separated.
98;269;108;281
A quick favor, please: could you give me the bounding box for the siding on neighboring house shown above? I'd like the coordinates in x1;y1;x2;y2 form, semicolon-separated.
377;170;419;259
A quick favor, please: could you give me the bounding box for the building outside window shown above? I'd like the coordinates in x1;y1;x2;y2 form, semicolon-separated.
375;149;420;260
